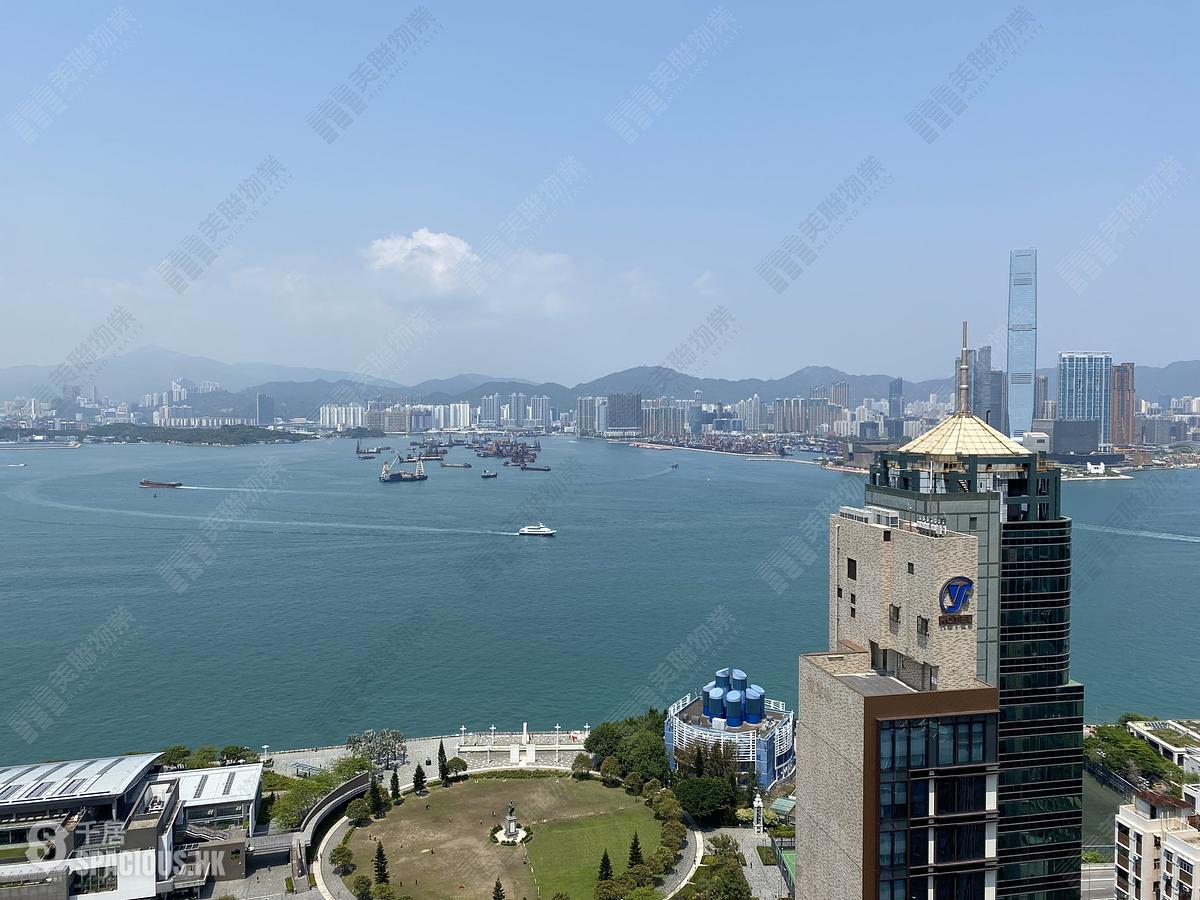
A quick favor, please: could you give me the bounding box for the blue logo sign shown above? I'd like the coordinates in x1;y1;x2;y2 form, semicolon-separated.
940;576;974;614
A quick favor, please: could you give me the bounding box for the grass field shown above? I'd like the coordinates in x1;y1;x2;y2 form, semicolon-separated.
340;775;659;899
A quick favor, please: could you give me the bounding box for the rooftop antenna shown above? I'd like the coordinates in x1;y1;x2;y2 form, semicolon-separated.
958;321;970;416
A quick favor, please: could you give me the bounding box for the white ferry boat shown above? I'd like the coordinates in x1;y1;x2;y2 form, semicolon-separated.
517;523;556;537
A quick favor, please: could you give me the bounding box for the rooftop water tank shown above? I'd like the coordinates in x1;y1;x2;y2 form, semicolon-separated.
715;667;731;689
725;689;743;727
744;687;764;724
731;669;748;691
702;681;717;716
708;686;725;719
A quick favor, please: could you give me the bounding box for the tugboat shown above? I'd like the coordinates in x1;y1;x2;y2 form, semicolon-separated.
379;456;427;483
139;479;182;489
481;469;498;479
517;523;556;537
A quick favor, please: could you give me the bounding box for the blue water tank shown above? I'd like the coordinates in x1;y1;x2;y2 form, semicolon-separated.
715;667;731;689
744;687;764;724
725;689;743;727
701;681;717;716
708;687;725;718
731;669;747;691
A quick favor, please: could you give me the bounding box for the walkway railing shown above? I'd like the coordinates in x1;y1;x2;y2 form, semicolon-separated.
770;835;795;896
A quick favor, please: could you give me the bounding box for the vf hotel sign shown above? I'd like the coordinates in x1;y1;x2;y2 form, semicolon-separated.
939;576;974;627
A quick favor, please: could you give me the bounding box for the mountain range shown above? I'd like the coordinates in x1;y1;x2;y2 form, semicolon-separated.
4;347;1199;421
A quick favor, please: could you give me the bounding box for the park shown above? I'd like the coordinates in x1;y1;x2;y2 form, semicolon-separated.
335;773;665;899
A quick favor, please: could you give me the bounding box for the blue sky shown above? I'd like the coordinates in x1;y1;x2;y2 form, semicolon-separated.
2;2;1196;384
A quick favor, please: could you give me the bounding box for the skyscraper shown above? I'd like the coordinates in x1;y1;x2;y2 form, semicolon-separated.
255;393;274;426
1033;373;1049;421
831;380;850;409
857;326;1083;899
604;393;642;437
888;378;904;420
480;393;501;427
1058;352;1114;448
954;346;1006;431
1111;363;1136;447
1006;249;1037;438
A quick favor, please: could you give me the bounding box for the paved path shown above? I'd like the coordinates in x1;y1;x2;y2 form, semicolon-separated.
708;826;789;900
1082;863;1114;900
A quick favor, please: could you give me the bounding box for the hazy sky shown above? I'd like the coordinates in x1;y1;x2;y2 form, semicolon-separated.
2;2;1196;384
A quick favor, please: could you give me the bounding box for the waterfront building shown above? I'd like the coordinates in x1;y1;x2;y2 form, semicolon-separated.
530;395;551;428
1112;363;1136;448
1058;352;1113;449
479;393;501;427
1006;249;1038;439
318;403;364;429
0;753;262;900
604;392;642;438
1030;419;1100;456
797;504;999;900
255;393;274;427
832;380;850;410
861;326;1084;898
506;392;528;428
665;666;795;789
576;396;599;436
642;397;688;437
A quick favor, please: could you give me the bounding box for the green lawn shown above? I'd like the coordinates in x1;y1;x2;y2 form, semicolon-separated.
341;774;660;900
527;796;660;898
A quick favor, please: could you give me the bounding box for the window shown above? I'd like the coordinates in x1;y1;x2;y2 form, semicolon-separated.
917;616;929;636
847;558;857;580
883;529;891;542
837;586;843;598
850;607;857;618
907;561;915;574
968;516;978;529
889;604;900;624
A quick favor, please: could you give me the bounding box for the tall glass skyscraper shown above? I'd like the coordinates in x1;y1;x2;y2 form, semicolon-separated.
1006;250;1037;438
1058;352;1114;448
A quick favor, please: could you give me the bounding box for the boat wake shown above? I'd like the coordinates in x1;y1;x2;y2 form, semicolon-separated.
1075;524;1200;544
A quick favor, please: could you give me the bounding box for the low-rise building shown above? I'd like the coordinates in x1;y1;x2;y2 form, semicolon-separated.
1127;721;1200;774
0;753;262;900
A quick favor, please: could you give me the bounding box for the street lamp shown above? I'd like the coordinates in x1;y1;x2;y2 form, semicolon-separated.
554;724;561;763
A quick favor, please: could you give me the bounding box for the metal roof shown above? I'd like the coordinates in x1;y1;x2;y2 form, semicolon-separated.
165;763;262;806
898;413;1030;459
0;753;159;808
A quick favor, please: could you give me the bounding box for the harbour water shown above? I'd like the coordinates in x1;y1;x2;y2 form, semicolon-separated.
1;436;1197;762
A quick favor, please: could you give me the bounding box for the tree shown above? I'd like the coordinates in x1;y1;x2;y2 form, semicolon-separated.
412;764;427;794
673;776;735;823
600;756;622;787
598;848;613;882
371;885;396;900
221;745;258;764
641;778;662;800
734;807;754;825
157;745;190;768
651;844;677;875
594;882;621;900
447;757;469;780
330;844;354;875
186;746;219;769
550;894;571;900
437;740;449;785
660;820;687;853
389;769;401;801
624;865;652;888
572;753;593;779
373;842;389;884
625;888;660;900
367;779;388;818
628;831;644;867
345;799;371;825
616;730;670;782
351;875;372;900
707;834;739;861
492;878;506;900
347;730;408;768
584;722;625;761
624;772;645;796
651;789;682;822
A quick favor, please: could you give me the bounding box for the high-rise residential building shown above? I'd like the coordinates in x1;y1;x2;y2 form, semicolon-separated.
810;384;829;401
954;346;1007;433
576;396;599;436
1033;373;1049;421
318;403;365;428
530;395;551;428
255;393;274;426
797;504;999;900
1113;787;1200;900
831;380;850;409
1058;352;1114;449
480;393;501;427
849;325;1083;899
1111;362;1136;447
605;392;642;437
506;392;528;428
1006;249;1038;438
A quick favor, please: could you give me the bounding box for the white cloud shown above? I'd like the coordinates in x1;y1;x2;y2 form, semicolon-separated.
365;228;479;291
620;267;660;301
692;270;717;296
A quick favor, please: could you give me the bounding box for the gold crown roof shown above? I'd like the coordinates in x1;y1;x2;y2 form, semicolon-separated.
898;412;1031;458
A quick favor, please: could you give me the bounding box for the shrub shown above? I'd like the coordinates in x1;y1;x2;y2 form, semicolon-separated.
600;756;622;787
284;877;295;894
351;875;372;900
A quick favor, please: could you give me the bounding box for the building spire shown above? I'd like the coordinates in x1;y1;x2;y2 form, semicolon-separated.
958;321;970;416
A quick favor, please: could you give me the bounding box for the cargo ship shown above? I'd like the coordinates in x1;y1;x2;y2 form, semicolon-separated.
440;461;472;468
139;479;182;489
379;456;427;482
520;464;551;472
